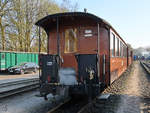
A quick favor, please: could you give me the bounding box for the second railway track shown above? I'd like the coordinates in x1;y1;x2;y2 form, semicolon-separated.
0;78;39;99
140;61;150;74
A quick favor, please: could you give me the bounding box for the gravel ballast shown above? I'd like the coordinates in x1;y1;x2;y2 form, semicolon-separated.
81;61;150;113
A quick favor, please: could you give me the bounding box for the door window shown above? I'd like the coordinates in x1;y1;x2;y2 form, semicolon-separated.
64;28;77;53
110;33;115;57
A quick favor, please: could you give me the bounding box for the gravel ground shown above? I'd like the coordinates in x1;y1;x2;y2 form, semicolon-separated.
1;61;150;113
0;90;64;113
103;61;150;113
82;61;150;113
0;73;67;113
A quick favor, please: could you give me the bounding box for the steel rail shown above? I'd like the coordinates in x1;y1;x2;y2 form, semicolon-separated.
77;103;90;113
140;61;150;74
0;78;39;88
47;98;71;113
0;78;39;99
47;96;89;113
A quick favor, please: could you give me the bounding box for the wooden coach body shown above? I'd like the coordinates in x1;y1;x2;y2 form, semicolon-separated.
36;12;132;98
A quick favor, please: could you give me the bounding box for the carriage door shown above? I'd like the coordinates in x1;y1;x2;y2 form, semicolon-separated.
99;28;110;86
61;28;78;71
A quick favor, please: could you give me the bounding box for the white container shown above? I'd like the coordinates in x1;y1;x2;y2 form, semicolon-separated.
58;68;77;85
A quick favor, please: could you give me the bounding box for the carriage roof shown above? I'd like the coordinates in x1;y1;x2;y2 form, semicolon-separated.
35;12;127;47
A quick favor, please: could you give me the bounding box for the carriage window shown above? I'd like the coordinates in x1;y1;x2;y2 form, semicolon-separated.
120;41;122;57
110;33;115;57
120;41;123;57
124;46;127;57
121;44;126;57
118;39;120;56
116;37;119;56
122;43;124;57
115;37;118;56
128;50;130;57
64;29;77;53
123;45;125;57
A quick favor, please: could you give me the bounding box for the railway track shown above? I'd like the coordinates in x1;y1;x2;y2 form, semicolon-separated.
47;62;150;113
47;62;135;113
48;96;88;113
0;78;39;99
140;61;150;74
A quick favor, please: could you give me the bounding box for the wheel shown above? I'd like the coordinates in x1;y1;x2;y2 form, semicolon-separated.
33;68;37;73
20;70;24;74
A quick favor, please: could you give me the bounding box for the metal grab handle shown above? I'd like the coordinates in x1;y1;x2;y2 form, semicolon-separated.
102;54;106;83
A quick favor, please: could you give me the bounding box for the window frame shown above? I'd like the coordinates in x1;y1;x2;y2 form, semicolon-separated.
64;28;78;53
110;32;115;57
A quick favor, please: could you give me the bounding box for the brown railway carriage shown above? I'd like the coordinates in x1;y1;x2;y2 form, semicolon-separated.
35;12;132;99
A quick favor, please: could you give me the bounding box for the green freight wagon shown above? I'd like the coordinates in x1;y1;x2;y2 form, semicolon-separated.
0;51;38;71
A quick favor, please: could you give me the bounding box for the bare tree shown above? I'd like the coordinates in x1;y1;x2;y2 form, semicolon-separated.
60;0;79;12
0;0;10;50
2;0;79;52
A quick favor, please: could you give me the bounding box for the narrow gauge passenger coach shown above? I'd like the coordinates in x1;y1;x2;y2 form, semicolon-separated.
35;12;132;99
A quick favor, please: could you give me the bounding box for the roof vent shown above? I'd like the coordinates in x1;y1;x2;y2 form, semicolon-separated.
84;8;87;13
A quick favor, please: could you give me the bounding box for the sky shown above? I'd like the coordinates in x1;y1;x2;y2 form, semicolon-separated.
57;0;150;49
